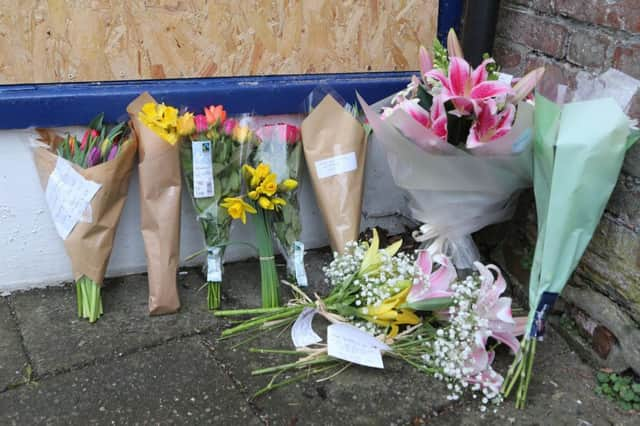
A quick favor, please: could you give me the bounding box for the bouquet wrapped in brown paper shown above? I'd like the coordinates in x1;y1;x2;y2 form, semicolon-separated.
127;93;183;315
32;114;136;322
301;88;368;253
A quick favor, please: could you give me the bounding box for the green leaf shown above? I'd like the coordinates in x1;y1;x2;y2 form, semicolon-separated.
632;383;640;393
622;390;635;402
417;85;433;111
402;297;453;312
596;372;610;383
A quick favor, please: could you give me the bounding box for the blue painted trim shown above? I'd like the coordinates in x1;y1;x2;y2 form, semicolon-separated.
0;72;413;129
438;0;464;44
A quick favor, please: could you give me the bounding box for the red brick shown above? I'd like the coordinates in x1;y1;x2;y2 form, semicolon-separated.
613;42;640;80
525;54;581;89
567;30;612;69
498;7;569;58
493;39;529;74
556;0;640;33
508;0;555;13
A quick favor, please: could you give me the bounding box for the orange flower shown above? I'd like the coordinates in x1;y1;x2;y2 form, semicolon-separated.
204;105;227;125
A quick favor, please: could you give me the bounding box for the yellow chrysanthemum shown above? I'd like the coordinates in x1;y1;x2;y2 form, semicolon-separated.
220;196;257;224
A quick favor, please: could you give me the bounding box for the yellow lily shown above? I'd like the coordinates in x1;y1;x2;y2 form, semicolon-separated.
359;228;403;275
220;196;257;224
359;286;420;337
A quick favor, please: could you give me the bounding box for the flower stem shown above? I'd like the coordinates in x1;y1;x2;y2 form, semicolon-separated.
207;282;221;310
76;276;103;323
254;208;280;308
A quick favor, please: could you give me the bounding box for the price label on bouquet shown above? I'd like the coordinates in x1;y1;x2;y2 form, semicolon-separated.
293;241;309;287
291;307;322;348
45;157;102;240
314;152;357;179
207;247;222;282
327;323;390;369
192;141;214;198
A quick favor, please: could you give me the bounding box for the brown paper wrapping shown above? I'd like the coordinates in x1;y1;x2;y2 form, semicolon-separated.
301;95;368;253
33;129;137;285
127;92;181;315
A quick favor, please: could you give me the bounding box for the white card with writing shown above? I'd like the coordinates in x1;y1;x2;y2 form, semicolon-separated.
291;307;322;348
45;157;101;240
192;140;214;198
327;323;390;369
207;247;222;282
498;72;514;85
315;152;357;179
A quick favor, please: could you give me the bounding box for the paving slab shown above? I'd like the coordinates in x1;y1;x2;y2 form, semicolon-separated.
0;298;28;391
0;337;260;425
10;269;220;376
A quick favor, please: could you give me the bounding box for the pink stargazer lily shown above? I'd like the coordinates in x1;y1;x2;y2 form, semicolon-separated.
382;98;432;128
407;250;457;304
426;57;513;116
466;99;516;148
464;338;503;397
472;261;526;354
430;95;448;140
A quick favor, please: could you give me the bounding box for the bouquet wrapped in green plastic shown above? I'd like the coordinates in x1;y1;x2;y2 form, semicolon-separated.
503;69;640;408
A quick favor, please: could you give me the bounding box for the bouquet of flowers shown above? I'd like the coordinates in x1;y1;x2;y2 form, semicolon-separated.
359;29;544;268
221;160;299;308
127;93;187;315
503;69;640;408
32;114;136;322
254;123;308;286
301;87;368;254
178;105;254;309
215;230;525;409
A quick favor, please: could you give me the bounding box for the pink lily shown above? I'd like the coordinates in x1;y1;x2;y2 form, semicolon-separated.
419;45;433;80
464;339;503;397
382;98;432;129
407;250;457;304
430;95;448;140
466;99;516;148
426;57;513;115
472;261;525;354
509;67;545;105
447;28;464;58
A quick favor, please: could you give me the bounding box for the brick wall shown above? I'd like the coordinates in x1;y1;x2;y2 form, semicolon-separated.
490;0;640;373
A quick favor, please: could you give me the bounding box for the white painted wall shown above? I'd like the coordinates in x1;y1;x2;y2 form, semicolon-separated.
0;117;411;293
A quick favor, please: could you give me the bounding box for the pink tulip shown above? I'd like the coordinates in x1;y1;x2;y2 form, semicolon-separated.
466;99;516;148
107;144;119;161
407;250;457;304
223;118;237;136
194;114;208;133
426;57;513;115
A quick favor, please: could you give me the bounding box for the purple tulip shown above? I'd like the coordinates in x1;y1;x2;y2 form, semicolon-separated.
87;146;101;167
107;144;119;161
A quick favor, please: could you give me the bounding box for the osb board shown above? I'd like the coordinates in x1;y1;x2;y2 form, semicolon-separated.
0;0;437;84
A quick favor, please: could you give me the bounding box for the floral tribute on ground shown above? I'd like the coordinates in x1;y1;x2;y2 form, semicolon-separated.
215;230;525;410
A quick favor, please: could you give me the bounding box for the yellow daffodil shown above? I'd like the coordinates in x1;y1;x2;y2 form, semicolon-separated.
139;102;180;145
248;190;260;200
359;228;403;275
220;196;257;224
359;286;420;337
177;112;195;136
233;125;251;143
258;173;278;196
271;197;286;207
278;178;298;192
258;196;274;210
245;163;271;188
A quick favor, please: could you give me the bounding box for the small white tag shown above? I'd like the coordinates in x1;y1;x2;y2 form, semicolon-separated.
291;307;322;348
45;157;101;240
293;241;308;287
314;152;357;179
498;72;514;85
192;140;214;198
207;247;222;282
327;323;390;369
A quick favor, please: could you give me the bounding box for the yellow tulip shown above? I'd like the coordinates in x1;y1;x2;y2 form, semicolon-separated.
258;196;274;210
220;196;257;224
278;178;298;192
233;125;251;143
177;112;195;136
